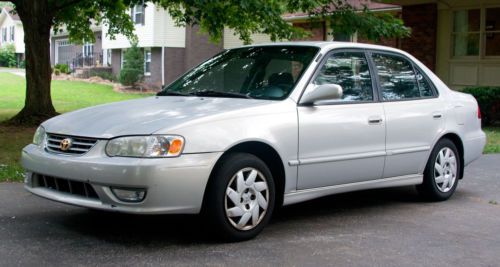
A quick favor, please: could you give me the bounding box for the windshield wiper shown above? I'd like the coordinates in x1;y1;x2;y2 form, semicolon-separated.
191;90;253;99
157;91;191;96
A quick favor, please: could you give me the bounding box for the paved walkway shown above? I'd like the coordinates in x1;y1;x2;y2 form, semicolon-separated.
0;67;25;77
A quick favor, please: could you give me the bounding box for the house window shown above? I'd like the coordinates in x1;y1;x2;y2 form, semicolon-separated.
83;43;94;58
1;27;6;43
333;32;352;42
9;26;14;42
121;49;127;68
132;5;144;25
485;8;500;56
453;7;500;57
106;49;112;66
144;48;151;76
58;40;70;46
452;9;480;56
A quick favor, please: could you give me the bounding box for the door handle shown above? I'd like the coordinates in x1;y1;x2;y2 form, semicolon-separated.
433;113;442;119
368;116;383;125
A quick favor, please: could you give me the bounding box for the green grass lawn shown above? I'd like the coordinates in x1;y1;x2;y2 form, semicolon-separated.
0;72;152;182
484;127;500;154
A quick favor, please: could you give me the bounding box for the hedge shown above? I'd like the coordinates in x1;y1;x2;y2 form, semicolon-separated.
462;86;500;126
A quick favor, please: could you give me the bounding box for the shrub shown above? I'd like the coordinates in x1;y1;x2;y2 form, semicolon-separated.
54;69;61;76
119;42;144;87
19;60;25;69
462;86;500;126
0;44;16;67
54;63;70;74
89;69;116;82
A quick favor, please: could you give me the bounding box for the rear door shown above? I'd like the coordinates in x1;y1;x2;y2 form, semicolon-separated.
297;50;386;189
369;51;445;178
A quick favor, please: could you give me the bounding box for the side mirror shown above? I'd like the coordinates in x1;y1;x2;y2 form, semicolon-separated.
300;84;343;105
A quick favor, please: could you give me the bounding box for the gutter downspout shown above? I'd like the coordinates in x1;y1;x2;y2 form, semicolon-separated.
161;46;165;87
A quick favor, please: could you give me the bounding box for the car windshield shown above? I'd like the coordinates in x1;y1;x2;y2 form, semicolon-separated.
158;45;320;100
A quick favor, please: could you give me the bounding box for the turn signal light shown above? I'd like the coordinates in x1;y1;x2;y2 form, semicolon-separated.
169;139;183;154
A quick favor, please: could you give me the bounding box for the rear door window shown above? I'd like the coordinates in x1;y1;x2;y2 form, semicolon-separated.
371;53;421;101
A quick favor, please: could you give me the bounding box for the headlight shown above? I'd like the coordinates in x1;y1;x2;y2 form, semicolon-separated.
105;135;185;158
33;126;46;146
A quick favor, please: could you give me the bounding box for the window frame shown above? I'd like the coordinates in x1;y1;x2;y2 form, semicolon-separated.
9;26;14;42
367;49;439;103
132;5;145;25
120;49;127;68
300;48;379;106
451;6;500;59
1;27;6;43
82;43;94;58
144;48;151;76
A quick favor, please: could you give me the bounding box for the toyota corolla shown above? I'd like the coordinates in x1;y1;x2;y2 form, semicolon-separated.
22;42;486;241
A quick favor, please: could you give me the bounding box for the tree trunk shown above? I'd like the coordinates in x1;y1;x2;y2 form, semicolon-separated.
6;0;57;126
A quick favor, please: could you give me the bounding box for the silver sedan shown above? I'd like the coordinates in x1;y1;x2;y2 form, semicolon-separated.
22;42;486;241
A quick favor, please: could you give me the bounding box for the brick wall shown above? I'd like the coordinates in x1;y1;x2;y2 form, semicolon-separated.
164;47;186;85
111;49;121;79
400;4;438;71
185;25;223;70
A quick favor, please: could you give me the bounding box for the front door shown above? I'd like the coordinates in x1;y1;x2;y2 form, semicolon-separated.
297;50;386;189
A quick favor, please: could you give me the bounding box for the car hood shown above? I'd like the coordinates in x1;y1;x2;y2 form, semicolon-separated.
42;96;273;139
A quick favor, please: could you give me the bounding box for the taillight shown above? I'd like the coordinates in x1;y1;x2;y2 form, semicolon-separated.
477;106;481;119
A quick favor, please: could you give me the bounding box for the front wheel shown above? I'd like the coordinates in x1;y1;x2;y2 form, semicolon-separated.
204;153;275;241
417;139;460;201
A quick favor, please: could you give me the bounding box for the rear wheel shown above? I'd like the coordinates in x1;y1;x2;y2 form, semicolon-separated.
417;139;460;201
204;153;275;241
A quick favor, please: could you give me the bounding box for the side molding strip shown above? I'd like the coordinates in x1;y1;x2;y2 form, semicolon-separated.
288;151;386;166
283;174;423;206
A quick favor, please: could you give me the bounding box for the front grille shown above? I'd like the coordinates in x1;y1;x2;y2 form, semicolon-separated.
33;174;99;200
45;134;98;155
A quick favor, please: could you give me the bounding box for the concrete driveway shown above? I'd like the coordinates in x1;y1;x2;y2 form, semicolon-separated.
1;155;499;267
0;67;25;77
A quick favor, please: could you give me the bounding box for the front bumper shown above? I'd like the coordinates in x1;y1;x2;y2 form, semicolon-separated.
22;142;222;214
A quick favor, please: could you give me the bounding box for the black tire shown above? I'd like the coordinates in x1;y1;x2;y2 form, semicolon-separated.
203;152;275;242
417;138;460;201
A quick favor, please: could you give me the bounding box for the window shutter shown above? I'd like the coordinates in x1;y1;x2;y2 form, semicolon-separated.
142;9;145;25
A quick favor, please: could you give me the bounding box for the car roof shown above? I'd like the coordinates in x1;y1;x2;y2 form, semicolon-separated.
241;41;406;55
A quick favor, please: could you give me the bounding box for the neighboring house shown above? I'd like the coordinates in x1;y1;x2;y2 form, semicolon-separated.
389;0;500;89
0;7;24;65
103;3;222;89
222;0;402;49
50;25;103;69
287;0;401;45
103;1;404;90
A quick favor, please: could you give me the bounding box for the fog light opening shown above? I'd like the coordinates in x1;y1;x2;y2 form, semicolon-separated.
111;187;147;203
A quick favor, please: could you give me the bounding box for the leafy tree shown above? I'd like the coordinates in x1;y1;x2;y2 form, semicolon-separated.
0;1;13;8
119;42;144;87
3;0;410;125
0;44;16;67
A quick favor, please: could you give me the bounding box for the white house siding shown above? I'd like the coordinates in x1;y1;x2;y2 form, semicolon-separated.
14;24;24;53
0;9;24;53
153;8;185;48
102;4;185;49
223;28;271;49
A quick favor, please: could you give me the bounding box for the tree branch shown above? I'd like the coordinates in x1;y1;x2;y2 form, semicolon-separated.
51;0;86;12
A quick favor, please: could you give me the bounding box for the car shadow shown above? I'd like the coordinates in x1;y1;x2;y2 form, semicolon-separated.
54;186;425;245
